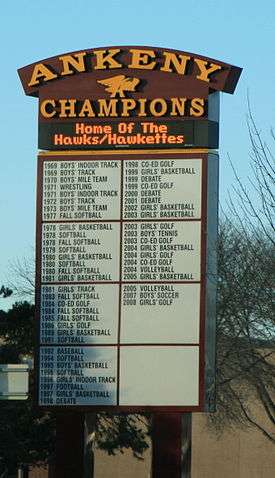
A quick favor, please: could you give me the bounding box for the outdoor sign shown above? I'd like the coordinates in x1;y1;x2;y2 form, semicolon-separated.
18;46;241;152
18;46;241;411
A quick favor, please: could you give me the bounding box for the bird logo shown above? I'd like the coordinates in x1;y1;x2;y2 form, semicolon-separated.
97;75;140;98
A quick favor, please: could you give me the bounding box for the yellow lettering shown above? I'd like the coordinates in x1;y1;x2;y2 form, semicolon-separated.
128;49;156;70
121;99;136;116
59;99;77;118
78;99;95;117
98;99;118;117
59;52;87;76
160;52;190;74
28;63;57;87
40;99;56;118
170;98;187;116
194;59;221;82
190;98;205;117
149;98;167;117
94;49;122;70
137;98;147;116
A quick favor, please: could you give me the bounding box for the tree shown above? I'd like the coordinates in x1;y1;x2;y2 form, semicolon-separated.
7;256;35;299
0;302;56;476
0;301;149;475
208;110;275;441
209;220;275;441
228;103;274;244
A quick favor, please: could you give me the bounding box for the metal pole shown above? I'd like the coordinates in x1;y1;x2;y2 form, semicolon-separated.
53;412;85;478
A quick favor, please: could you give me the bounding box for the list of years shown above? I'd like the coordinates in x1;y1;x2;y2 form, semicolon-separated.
41;222;120;283
40;284;119;344
43;160;121;221
40;282;200;346
121;283;201;344
38;155;204;406
41;220;201;284
122;221;201;281
42;158;202;222
39;346;117;406
123;159;202;219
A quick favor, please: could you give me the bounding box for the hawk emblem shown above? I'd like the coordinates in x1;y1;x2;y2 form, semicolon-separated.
97;75;140;98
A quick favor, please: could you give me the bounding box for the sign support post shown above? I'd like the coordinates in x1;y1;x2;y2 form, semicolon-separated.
54;412;85;478
152;413;191;478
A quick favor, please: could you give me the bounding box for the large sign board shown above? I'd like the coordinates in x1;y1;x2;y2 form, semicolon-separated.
18;46;241;153
36;150;218;411
18;46;241;411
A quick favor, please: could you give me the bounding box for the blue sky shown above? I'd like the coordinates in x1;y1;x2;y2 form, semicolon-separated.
1;0;274;308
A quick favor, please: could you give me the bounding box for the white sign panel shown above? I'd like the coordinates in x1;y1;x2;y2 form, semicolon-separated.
119;347;199;406
122;221;201;282
40;284;119;344
41;222;120;282
122;159;202;220
121;283;200;343
43;160;121;221
39;347;117;406
37;153;217;410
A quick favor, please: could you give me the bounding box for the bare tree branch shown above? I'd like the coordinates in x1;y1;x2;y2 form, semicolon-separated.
7;254;35;299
